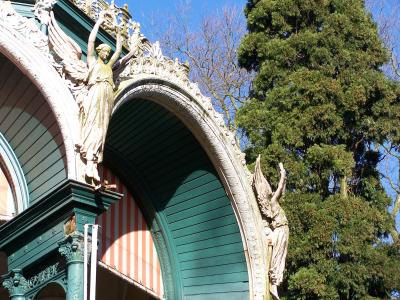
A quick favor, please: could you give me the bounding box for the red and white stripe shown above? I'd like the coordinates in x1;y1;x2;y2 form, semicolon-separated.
96;167;163;297
0;167;15;221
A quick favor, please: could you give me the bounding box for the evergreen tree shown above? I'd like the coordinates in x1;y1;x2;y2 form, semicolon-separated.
237;0;400;298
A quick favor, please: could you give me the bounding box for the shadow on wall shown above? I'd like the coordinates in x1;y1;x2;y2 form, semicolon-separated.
100;98;249;299
0;53;68;205
0;251;8;300
35;283;65;300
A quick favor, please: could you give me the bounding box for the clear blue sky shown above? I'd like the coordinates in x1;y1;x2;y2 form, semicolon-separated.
122;0;246;40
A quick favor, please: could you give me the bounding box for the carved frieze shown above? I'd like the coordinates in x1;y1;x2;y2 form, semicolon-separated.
26;263;62;290
0;1;49;56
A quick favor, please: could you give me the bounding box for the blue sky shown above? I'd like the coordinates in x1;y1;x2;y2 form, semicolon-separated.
120;0;400;229
122;0;246;40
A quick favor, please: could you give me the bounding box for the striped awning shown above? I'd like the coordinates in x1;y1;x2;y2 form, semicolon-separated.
96;167;163;298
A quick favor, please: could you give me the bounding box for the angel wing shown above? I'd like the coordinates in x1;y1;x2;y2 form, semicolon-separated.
48;11;88;82
253;155;273;201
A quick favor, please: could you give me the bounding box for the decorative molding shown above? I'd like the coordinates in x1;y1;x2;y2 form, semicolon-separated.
0;1;50;56
69;0;131;48
27;263;62;290
2;269;29;297
0;1;79;181
58;233;85;264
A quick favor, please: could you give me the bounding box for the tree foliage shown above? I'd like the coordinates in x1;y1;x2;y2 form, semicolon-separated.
237;0;400;298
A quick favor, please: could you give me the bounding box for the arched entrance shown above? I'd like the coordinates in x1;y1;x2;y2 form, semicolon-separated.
0;52;68;205
35;283;65;300
104;96;251;299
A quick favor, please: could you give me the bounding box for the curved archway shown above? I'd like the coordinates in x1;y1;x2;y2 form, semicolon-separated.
106;77;266;298
34;282;66;300
0;52;69;204
0;16;79;181
0;132;29;214
113;78;266;299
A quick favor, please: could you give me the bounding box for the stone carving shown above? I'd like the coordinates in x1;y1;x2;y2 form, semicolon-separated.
2;269;29;297
33;0;57;27
252;155;289;300
27;263;61;289
48;5;144;185
69;0;131;48
0;1;49;55
64;214;77;235
1;2;266;298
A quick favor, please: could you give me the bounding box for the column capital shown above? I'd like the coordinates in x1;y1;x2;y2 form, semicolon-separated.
2;269;28;298
58;233;85;264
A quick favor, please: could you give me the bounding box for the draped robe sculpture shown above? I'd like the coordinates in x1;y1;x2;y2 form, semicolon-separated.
79;12;122;183
48;7;145;185
253;155;289;300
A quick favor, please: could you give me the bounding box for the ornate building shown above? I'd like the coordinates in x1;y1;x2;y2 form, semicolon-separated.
0;0;274;299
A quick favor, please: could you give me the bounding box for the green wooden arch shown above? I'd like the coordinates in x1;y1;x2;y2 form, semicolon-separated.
104;99;250;300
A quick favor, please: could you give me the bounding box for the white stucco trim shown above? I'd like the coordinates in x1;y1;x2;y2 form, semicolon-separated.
114;76;268;300
0;23;80;180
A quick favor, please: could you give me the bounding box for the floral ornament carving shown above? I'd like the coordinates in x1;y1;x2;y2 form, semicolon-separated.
27;263;61;289
2;269;29;297
59;233;85;263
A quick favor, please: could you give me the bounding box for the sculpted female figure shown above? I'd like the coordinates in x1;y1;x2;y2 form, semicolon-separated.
80;11;122;183
48;7;147;185
253;155;289;300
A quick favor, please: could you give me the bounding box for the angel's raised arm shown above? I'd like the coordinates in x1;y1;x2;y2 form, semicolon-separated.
271;163;286;206
108;29;123;67
88;13;106;65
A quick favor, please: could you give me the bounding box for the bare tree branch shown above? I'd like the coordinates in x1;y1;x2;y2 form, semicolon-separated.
151;4;254;132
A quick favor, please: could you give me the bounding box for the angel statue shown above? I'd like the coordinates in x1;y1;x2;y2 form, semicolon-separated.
48;7;144;185
252;155;289;300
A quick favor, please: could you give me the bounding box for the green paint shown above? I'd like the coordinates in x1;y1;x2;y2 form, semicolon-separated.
105;98;249;299
0;53;67;206
59;233;85;300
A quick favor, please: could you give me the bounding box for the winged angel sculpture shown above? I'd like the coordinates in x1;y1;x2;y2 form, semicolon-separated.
253;155;289;300
48;6;145;185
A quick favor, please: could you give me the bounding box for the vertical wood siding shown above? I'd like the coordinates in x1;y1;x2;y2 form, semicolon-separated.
96;166;164;298
0;53;67;205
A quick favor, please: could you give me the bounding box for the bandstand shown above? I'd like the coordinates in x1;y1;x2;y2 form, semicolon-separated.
0;0;269;299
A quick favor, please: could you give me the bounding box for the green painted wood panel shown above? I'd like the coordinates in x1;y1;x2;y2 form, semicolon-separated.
105;99;249;299
0;53;67;205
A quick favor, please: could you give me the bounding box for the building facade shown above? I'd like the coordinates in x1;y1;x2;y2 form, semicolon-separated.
0;0;269;299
